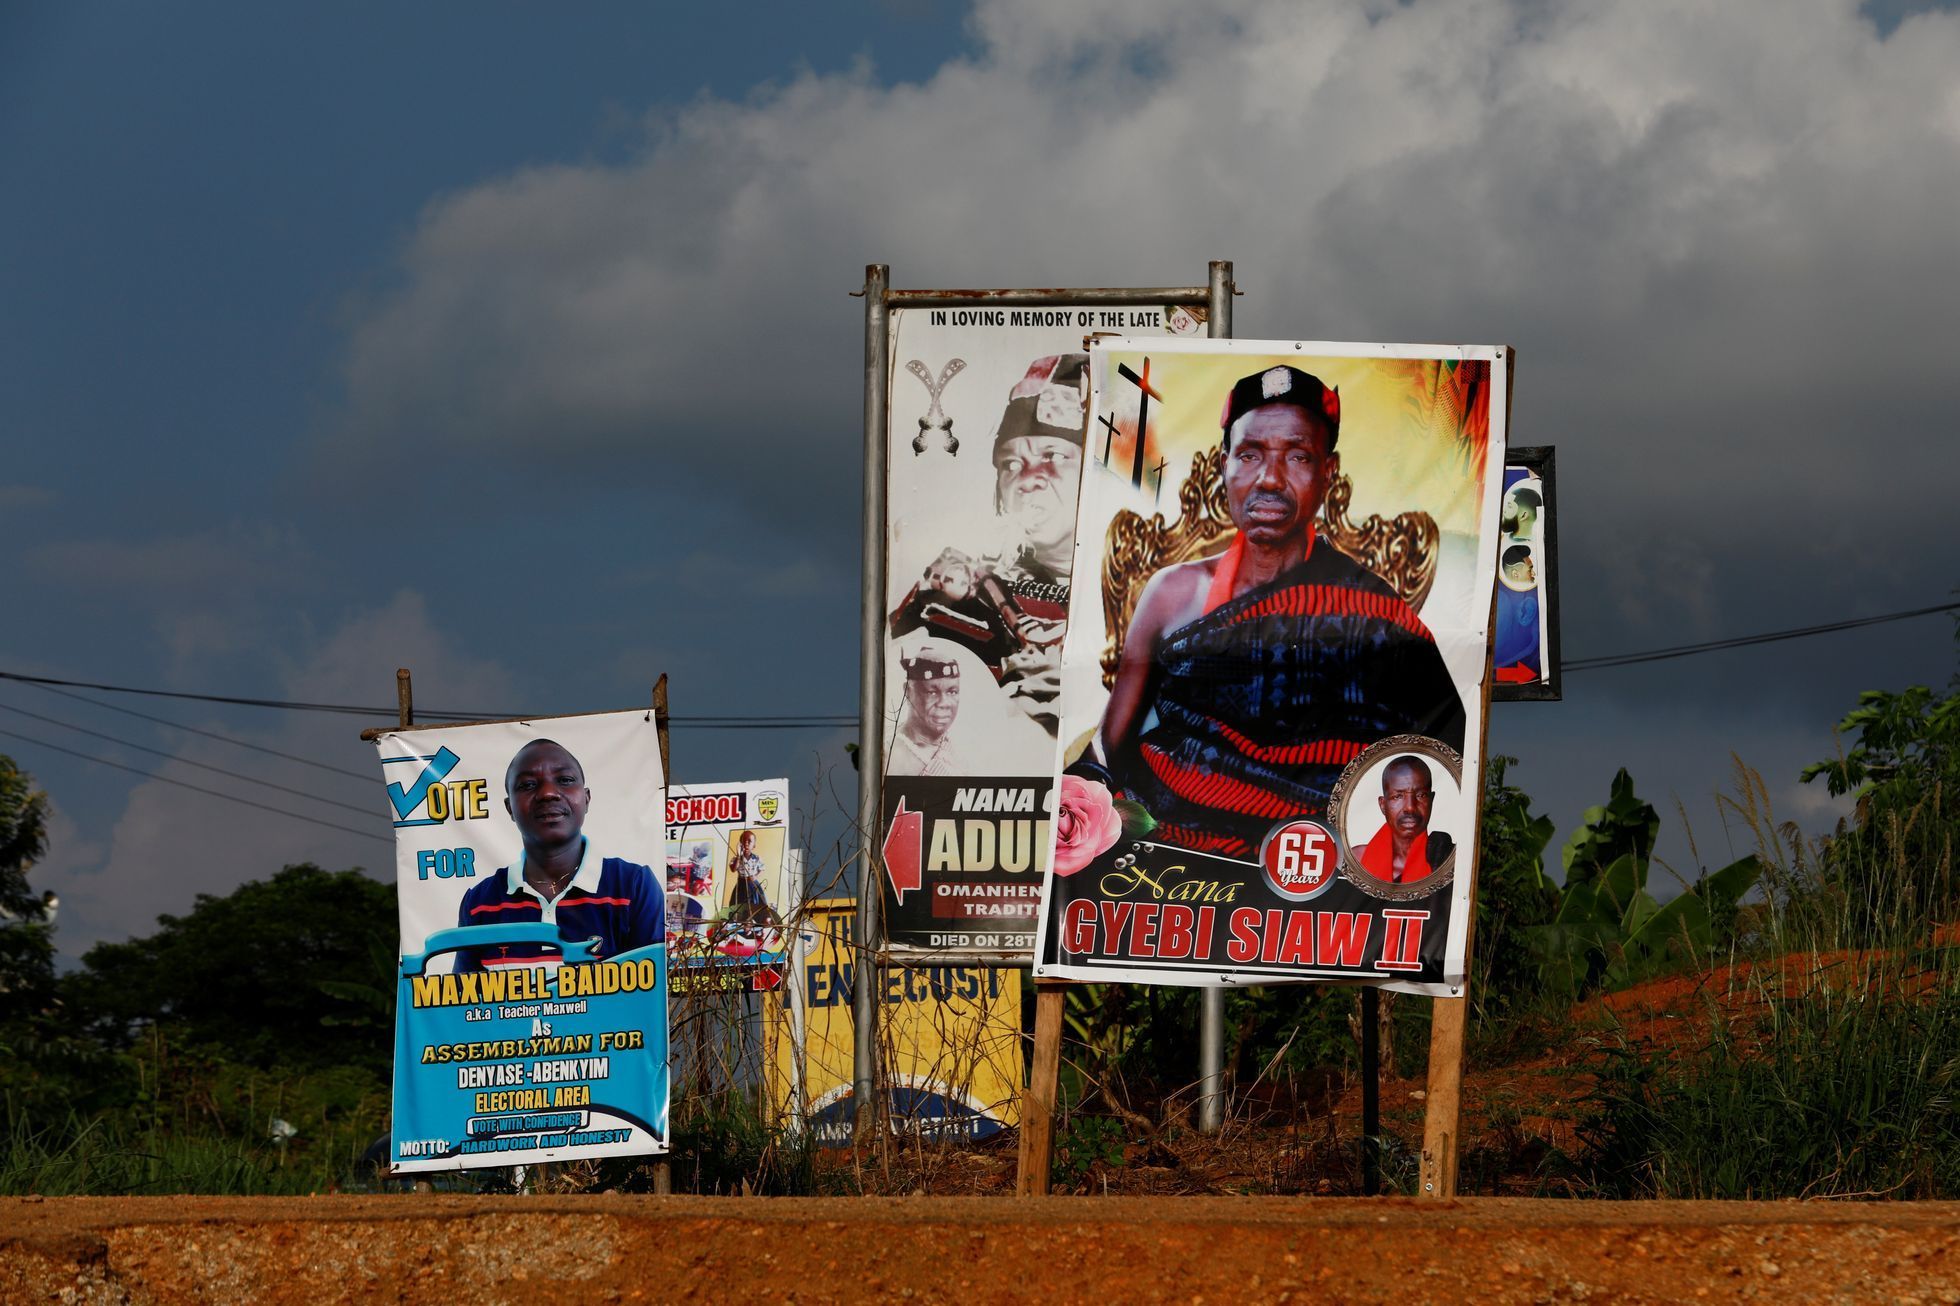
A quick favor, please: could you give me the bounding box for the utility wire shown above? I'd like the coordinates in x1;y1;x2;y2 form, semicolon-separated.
0;726;390;845
0;700;382;819
20;681;375;784
0;669;854;727
3;596;1952;734
1563;600;1960;672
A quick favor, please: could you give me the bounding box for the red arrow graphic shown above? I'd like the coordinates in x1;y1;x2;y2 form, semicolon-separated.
883;798;923;902
750;966;784;992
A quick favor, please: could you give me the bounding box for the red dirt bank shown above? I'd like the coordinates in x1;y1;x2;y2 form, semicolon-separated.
7;1196;1960;1304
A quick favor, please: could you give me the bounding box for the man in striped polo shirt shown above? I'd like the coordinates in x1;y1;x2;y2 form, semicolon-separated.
454;738;664;971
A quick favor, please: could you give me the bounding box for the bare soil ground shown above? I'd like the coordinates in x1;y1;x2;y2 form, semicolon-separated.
8;1194;1960;1303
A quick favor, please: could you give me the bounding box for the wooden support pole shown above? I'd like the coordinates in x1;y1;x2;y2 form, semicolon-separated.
651;672;674;1198
396;668;412;730
1360;985;1380;1196
1419;996;1465;1199
1418;583;1500;1200
653;674;671;778
1015;981;1066;1196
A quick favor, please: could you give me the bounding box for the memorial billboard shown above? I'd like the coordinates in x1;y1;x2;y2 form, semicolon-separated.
879;303;1204;954
1033;339;1511;996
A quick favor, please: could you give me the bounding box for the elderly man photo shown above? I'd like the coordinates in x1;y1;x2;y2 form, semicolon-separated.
1083;363;1466;860
887;644;964;777
453;738;664;971
1358;755;1454;884
888;353;1088;735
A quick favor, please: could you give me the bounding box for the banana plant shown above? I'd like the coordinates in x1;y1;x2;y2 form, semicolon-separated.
1530;769;1761;998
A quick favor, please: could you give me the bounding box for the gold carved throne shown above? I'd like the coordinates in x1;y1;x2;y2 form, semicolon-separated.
1100;447;1440;687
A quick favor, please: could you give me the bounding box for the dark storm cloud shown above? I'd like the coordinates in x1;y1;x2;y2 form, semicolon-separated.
309;0;1956;863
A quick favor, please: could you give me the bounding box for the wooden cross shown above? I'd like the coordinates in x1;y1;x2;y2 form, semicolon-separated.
1116;358;1165;490
1150;455;1169;503
1098;412;1120;465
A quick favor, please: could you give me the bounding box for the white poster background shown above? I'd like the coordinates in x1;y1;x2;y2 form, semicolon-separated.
879;303;1203;952
376;709;667;967
1032;338;1509;996
883;305;1205;763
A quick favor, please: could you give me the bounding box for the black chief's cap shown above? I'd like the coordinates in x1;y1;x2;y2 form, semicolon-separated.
900;645;961;682
1221;365;1341;449
994;353;1089;454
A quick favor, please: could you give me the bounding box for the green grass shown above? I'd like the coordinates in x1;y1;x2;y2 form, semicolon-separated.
1578;772;1960;1199
0;1109;378;1196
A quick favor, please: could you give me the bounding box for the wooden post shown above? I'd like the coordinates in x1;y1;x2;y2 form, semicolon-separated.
651;673;674;1197
1418;997;1465;1199
387;670;416;1188
1360;986;1380;1195
1015;981;1066;1196
652;674;671;777
1418;589;1500;1200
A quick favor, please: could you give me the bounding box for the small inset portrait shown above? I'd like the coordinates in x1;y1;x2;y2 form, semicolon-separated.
1501;478;1543;544
888;639;965;777
1329;736;1466;901
1499;542;1538;593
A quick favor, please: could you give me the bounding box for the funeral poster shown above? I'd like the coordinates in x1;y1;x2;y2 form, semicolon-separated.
664;778;794;987
1032;339;1511;996
879;301;1204;953
374;708;670;1172
1493;447;1560;701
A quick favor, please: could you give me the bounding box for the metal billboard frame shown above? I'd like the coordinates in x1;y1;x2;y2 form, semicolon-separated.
854;263;1238;1133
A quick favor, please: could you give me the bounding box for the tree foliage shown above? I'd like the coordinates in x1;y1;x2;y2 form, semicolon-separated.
1530;768;1759;1000
1470;755;1560;1023
1801;622;1959;930
0;752;56;1023
65;863;396;1073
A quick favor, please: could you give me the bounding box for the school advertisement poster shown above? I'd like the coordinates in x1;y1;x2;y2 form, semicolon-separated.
880;302;1204;953
374;709;670;1172
664;778;793;986
768;899;1022;1144
1033;339;1511;996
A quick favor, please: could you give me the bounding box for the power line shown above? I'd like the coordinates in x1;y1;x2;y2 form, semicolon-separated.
0;726;390;846
3;595;1951;739
1563;601;1960;672
0;700;382;819
0;669;854;727
22;681;375;783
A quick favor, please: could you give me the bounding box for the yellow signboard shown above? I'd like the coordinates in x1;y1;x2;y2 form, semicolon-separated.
768;899;1022;1143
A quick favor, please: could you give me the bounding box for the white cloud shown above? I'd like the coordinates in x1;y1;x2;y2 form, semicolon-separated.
36;591;518;957
320;0;1960;608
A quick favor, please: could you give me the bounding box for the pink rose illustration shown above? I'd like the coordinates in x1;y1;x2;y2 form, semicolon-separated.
1053;775;1124;877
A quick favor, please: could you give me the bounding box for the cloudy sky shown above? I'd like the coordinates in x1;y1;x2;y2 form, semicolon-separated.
4;0;1957;960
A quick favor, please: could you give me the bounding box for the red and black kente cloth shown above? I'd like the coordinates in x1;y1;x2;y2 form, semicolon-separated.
1116;539;1464;861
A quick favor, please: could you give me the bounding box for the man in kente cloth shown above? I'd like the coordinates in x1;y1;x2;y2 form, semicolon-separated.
1083;364;1465;861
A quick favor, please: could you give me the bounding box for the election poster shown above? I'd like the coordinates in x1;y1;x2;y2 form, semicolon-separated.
768;899;1022;1144
374;709;669;1172
1033;339;1511;997
1493;446;1561;701
880;302;1205;954
664;778;794;988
